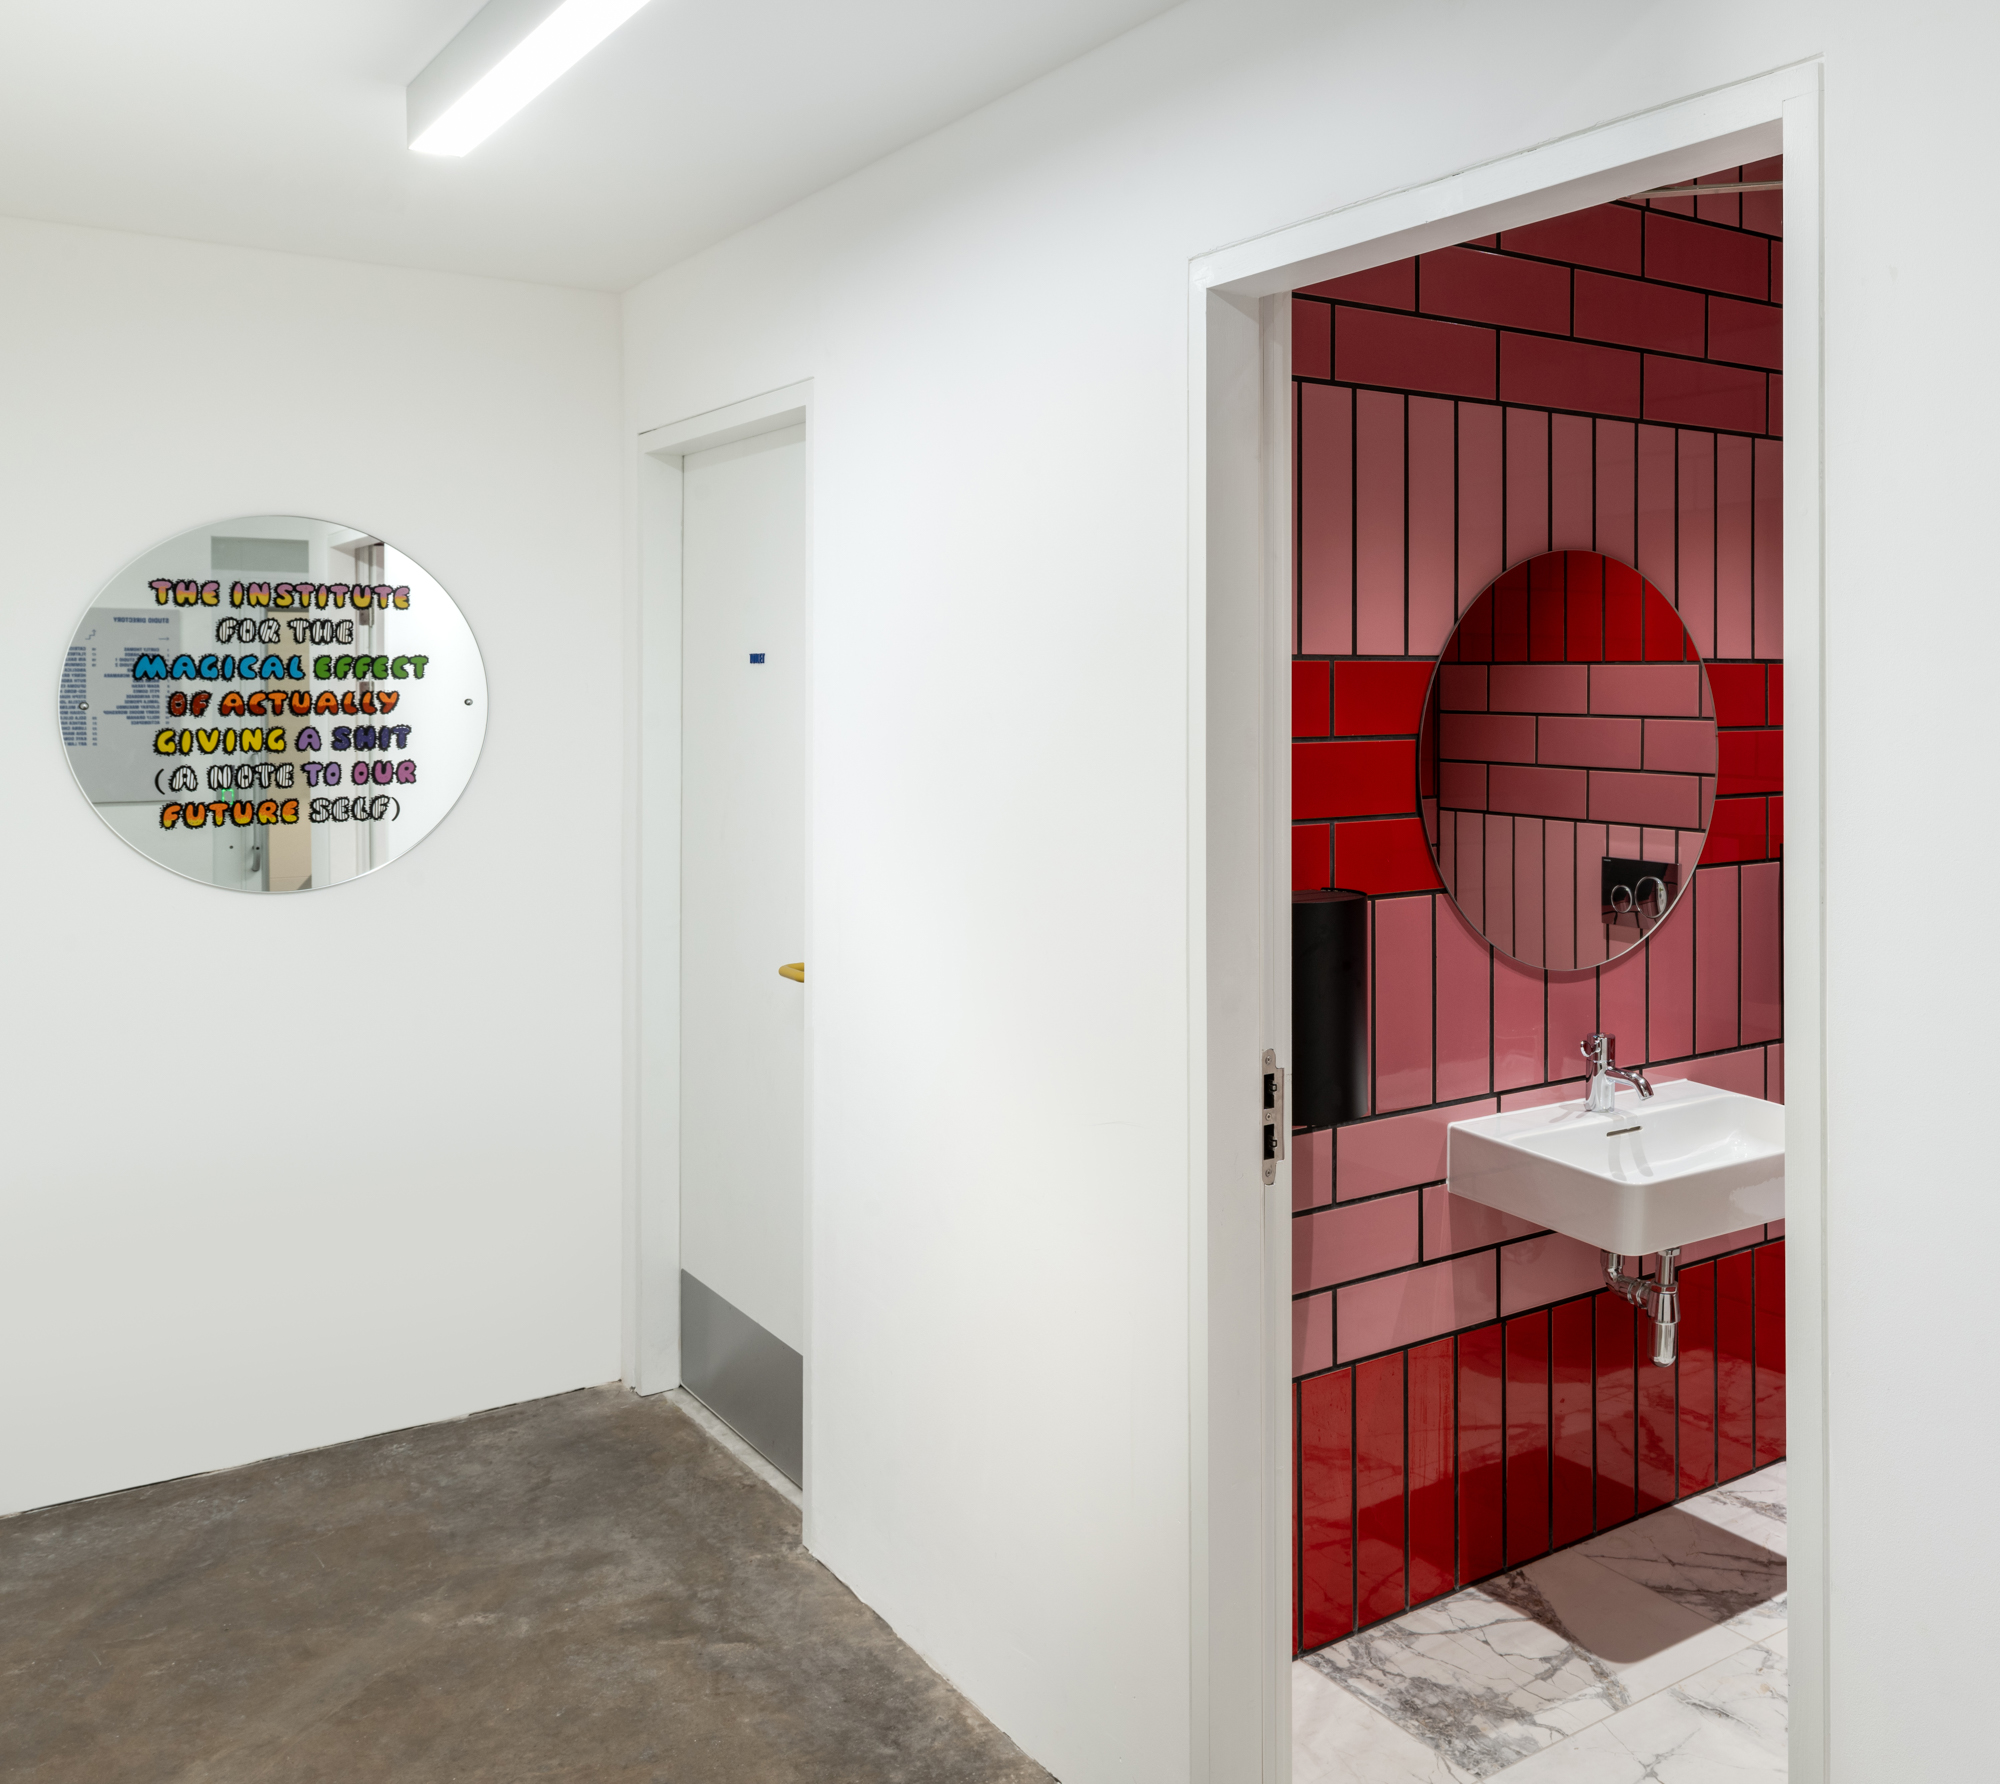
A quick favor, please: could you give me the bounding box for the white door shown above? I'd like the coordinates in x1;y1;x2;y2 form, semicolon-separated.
678;423;807;1479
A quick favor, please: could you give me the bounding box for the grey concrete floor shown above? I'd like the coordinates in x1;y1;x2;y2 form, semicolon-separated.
0;1386;1052;1783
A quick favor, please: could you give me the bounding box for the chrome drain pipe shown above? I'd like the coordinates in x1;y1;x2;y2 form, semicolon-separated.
1602;1247;1681;1366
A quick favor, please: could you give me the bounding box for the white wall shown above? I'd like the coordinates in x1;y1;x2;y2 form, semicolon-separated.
0;216;623;1516
623;1;1999;1780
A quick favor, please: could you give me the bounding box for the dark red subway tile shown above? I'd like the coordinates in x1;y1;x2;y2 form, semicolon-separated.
1356;1354;1407;1625
1573;270;1706;355
1499;204;1643;275
1505;1311;1551;1566
1644;356;1768;434
1636;1338;1677;1514
1408;1337;1457;1605
1458;1324;1505;1583
1754;1241;1786;1465
1299;1369;1355;1648
1705;662;1767;728
1420;246;1571;333
1565;550;1604;662
1595;1291;1636;1528
1500;333;1641;417
1530;572;1566;663
1336;307;1497;399
1335;660;1435;736
1492;565;1529;663
1293;297;1332;379
1718;730;1783;795
1716;1248;1755;1480
1644;586;1691;661
1677;1261;1717;1495
1604;558;1645;661
1456;574;1497;662
1768;664;1784;726
1292;822;1331;892
1701;796;1768;864
1645;211;1770;298
1300;259;1417;309
1708;295;1782;370
1552;1298;1594;1548
1334;817;1445;895
1769;795;1784;854
1295;739;1417;820
1294;659;1332;737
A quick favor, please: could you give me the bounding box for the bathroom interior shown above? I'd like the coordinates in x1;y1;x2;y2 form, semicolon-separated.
1284;167;1787;1781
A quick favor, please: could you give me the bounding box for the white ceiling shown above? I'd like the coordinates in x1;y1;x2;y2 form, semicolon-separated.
0;0;1183;291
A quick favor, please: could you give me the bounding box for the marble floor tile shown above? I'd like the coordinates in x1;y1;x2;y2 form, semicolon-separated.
1509;1548;1752;1698
1576;1500;1787;1642
1294;1659;1475;1784
1680;1462;1788;1557
1481;1636;1787;1782
1303;1553;1747;1782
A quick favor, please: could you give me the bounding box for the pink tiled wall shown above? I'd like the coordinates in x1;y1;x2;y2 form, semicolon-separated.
1290;166;1786;1654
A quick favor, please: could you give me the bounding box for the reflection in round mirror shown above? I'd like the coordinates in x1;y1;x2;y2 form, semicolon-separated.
1418;550;1715;969
59;516;487;893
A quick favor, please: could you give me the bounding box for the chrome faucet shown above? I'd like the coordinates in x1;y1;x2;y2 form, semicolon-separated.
1581;1033;1653;1115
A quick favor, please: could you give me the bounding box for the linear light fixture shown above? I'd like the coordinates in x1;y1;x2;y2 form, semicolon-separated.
408;0;656;157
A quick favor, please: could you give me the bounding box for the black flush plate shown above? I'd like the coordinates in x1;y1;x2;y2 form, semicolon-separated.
1601;856;1678;920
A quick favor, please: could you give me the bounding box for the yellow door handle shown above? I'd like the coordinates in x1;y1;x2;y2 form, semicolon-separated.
778;962;805;983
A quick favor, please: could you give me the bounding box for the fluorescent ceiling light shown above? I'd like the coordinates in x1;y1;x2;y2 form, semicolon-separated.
409;0;656;157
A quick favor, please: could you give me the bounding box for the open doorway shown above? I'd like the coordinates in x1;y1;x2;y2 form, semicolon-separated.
1286;166;1788;1782
1192;65;1822;1784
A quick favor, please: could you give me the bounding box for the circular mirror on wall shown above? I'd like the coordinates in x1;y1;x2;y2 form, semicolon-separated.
1418;549;1716;969
59;516;487;893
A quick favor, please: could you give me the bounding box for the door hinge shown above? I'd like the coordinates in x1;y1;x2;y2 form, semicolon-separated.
1261;1048;1285;1185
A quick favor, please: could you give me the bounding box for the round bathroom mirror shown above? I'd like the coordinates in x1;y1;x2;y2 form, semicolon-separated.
1418;549;1716;969
59;516;487;893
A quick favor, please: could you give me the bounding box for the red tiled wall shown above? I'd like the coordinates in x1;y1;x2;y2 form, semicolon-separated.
1290;166;1786;1654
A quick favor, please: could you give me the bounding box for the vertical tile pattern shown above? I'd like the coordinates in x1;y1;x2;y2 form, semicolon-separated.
1372;896;1433;1112
1715;1249;1756;1481
1434;899;1492;1102
1676;1261;1718;1495
1458;1325;1505;1585
1355;391;1407;655
1755;1241;1786;1465
1550;413;1594;550
1407;1337;1456;1605
1504;1312;1551;1565
1291;183;1785;1655
1551;1298;1595;1547
1408;397;1458;655
1676;431;1716;658
1355;1355;1407;1624
1299;1370;1355;1648
1299;384;1353;655
1505;409;1550;564
1595;1291;1637;1528
1636;1350;1677;1514
1695;865;1741;1053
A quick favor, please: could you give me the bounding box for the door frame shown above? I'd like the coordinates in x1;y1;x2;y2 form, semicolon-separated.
625;379;815;1512
1188;65;1825;1781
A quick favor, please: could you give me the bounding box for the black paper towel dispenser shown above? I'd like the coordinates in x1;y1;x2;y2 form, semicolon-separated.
1293;890;1367;1130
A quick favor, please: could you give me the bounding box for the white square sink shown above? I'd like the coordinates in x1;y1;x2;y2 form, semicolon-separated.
1446;1080;1784;1256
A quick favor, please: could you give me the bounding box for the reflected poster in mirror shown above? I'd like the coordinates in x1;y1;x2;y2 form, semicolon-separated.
59;516;487;893
1418;550;1716;969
